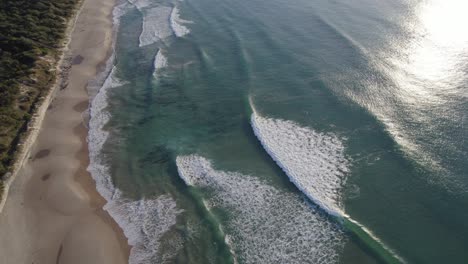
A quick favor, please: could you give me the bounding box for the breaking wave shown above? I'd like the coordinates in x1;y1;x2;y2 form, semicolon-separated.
250;112;349;217
88;59;182;264
176;155;346;264
108;193;183;264
88;68;183;263
248;102;405;263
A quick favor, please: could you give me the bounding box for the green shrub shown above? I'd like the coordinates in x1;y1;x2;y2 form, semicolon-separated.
0;0;80;178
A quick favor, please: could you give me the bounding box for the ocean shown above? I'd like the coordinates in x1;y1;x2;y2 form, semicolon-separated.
87;0;468;263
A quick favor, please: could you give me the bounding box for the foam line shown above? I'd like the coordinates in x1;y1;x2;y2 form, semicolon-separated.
88;63;182;264
170;6;192;37
86;3;186;263
108;193;183;264
177;155;345;264
88;66;181;264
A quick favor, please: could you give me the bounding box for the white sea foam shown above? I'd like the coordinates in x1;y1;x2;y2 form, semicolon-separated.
170;6;192;37
88;65;182;264
134;2;192;46
250;112;349;217
87;0;130;98
86;2;184;262
88;68;127;201
153;49;167;77
107;192;183;264
128;0;154;11
139;6;173;47
177;155;345;264
113;1;132;25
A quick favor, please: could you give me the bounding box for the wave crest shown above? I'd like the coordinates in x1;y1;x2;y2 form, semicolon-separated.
250;113;349;216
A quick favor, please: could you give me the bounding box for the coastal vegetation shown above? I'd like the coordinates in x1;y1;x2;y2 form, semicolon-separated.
0;0;79;179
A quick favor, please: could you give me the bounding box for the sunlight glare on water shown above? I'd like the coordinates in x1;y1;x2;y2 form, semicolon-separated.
369;0;468;176
394;0;468;102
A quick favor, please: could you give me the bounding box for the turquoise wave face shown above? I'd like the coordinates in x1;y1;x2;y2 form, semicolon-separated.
89;0;468;262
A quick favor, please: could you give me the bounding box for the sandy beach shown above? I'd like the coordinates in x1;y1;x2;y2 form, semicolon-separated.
0;0;130;263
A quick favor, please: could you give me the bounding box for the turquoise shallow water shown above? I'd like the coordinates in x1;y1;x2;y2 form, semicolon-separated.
88;0;468;263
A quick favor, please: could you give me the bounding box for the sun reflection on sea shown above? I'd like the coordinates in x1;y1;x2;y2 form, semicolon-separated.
391;0;468;104
363;0;468;185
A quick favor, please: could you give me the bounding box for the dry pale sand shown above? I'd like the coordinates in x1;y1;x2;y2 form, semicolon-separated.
0;0;130;263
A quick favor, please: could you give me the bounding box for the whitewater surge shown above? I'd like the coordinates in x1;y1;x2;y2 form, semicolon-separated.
177;155;345;264
170;6;192;37
153;49;168;77
128;0;153;11
113;1;133;25
250;113;349;217
107;193;183;264
139;6;173;47
88;66;183;263
131;0;192;47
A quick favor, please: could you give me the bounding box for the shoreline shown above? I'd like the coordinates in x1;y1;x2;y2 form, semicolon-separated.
0;0;130;262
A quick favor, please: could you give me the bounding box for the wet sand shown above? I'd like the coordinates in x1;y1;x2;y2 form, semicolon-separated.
0;0;130;263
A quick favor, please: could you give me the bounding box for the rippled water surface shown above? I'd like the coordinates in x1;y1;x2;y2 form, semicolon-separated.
88;0;468;263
